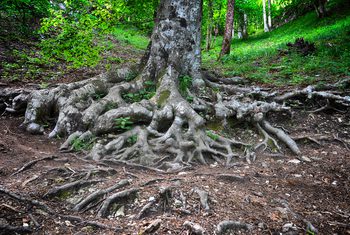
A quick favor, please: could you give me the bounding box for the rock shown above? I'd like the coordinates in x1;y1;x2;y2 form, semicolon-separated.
288;159;301;164
148;196;156;202
174;199;182;208
64;220;72;227
301;156;312;162
258;222;266;229
282;223;297;232
23;223;30;228
116;205;125;217
26;123;44;134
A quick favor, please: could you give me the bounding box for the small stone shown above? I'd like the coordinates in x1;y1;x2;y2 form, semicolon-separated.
293;174;302;178
174;199;182;208
116;206;125;217
148;196;156;202
288;159;301;164
301;156;311;162
64;220;72;227
258;222;266;229
282;223;297;232
332;181;337;186
178;172;188;176
23;223;29;228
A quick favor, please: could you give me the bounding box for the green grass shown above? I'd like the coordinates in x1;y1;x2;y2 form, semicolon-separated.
203;10;350;86
112;27;149;50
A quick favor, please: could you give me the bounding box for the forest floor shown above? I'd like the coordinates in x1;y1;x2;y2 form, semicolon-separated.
0;90;349;235
1;26;350;234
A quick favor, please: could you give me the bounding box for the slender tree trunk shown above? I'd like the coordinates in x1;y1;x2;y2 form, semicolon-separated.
242;13;248;39
219;0;235;58
314;0;327;18
262;0;269;32
206;0;214;51
267;0;272;29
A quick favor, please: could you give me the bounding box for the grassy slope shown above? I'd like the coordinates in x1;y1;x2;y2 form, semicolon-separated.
202;10;350;86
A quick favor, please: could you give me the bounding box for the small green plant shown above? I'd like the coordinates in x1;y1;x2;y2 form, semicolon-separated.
115;117;133;130
127;135;138;145
71;137;95;152
179;75;194;102
122;81;156;103
206;130;219;141
39;82;50;89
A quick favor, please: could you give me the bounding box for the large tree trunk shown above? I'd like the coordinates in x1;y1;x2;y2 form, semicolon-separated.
142;0;204;87
262;0;269;32
219;0;235;58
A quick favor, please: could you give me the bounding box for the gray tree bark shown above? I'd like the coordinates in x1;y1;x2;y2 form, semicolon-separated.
262;0;269;32
267;0;272;29
219;0;235;58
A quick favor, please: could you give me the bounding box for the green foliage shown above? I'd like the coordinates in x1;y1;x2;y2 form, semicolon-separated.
71;136;95;152
122;81;156;103
179;75;194;102
127;135;138;145
203;10;350;85
115;117;133;130
206;130;220;141
38;0;121;68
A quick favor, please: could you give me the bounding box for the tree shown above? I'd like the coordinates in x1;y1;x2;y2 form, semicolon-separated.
313;0;327;18
3;0;350;220
10;0;304;172
268;0;272;29
205;0;214;51
262;0;269;32
219;0;235;58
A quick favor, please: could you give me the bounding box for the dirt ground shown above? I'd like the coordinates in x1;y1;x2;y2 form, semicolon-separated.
0;104;349;234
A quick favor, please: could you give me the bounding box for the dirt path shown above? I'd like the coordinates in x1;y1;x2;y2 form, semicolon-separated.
0;110;349;234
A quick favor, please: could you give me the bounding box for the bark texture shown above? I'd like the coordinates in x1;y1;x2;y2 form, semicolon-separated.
262;0;269;32
219;0;235;58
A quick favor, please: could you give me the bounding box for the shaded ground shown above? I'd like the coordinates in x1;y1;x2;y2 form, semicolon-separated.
0;105;349;234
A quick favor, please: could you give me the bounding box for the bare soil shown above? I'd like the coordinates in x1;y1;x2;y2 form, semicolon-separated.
0;106;349;235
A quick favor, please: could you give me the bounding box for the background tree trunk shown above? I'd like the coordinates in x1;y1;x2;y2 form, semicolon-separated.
268;0;272;29
262;0;269;32
206;0;214;51
242;13;248;39
219;0;235;58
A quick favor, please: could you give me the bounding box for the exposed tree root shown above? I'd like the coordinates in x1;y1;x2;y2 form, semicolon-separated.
194;188;210;211
0;224;32;234
44;178;102;198
11;155;57;176
73;179;131;212
97;187;139;218
0;186;118;231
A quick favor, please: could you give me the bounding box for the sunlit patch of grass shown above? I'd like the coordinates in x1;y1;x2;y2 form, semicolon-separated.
112;27;149;50
203;10;350;86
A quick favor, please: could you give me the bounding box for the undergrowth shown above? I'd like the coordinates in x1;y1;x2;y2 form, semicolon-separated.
202;10;350;86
